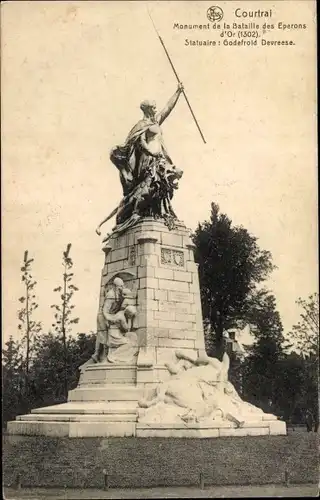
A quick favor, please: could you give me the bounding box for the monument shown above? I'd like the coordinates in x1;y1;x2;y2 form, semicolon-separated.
7;81;286;438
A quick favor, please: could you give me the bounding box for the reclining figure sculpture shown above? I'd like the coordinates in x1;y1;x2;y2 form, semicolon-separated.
138;350;268;427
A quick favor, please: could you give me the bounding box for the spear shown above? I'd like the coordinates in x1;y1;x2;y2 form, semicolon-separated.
147;8;206;144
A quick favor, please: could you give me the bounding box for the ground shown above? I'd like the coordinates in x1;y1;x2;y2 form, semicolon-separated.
3;484;319;499
4;432;319;489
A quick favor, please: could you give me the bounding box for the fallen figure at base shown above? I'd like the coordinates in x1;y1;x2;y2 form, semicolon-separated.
138;350;271;427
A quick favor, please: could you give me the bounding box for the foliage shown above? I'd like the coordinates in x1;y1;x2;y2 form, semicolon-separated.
193;202;275;357
241;289;284;412
242;292;318;423
284;293;319;357
2;337;26;423
28;332;95;407
245;289;283;342
51;243;80;337
275;292;319;424
271;352;318;424
18;251;42;387
51;243;79;398
2;332;96;425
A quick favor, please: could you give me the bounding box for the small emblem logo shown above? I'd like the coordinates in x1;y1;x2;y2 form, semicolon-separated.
207;6;224;22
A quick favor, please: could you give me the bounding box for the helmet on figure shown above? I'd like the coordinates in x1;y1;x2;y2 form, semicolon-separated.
113;277;124;288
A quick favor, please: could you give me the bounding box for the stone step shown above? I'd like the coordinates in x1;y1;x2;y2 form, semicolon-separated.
7;420;136;438
79;364;137;385
83;364;137;372
17;413;137;422
68;385;143;402
136;420;286;438
31;401;138;414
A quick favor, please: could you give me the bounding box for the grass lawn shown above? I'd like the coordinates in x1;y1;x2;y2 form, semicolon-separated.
3;433;319;489
3;483;319;499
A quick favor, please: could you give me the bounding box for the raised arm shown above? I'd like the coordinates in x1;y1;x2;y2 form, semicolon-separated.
157;83;184;125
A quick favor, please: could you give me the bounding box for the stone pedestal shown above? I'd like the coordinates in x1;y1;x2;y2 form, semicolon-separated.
7;218;286;438
100;217;204;363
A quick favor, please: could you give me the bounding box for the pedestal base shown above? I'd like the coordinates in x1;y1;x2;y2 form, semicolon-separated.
7;399;286;438
136;419;286;438
7;400;139;437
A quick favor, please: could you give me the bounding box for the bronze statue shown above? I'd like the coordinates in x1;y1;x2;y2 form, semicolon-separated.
96;163;183;237
97;84;185;238
111;83;184;193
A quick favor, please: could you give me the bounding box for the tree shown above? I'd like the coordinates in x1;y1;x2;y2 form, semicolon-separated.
278;293;319;425
285;293;319;356
2;337;25;425
193;203;275;358
245;289;284;343
25;331;96;408
242;291;318;423
241;290;285;413
18;250;41;393
51;243;79;399
2;331;96;426
277;352;317;424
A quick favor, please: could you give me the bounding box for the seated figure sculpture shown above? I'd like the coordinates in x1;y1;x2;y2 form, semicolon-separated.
105;292;138;364
92;277;138;364
96;83;185;239
138;350;267;427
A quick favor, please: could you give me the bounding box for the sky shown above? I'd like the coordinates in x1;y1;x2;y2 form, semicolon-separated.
2;1;317;343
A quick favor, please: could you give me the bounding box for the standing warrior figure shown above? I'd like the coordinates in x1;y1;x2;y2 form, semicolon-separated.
96;84;185;237
110;82;184;197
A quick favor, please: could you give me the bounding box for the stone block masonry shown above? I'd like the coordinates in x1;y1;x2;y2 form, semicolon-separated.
98;219;206;370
